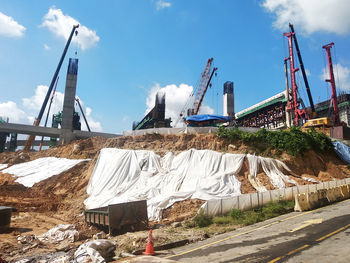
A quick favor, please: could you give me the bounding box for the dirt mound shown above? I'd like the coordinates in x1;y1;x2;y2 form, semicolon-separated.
1;133;350;260
1;134;349;219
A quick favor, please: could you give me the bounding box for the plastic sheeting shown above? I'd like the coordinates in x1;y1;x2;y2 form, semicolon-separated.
85;148;296;221
75;239;116;263
2;157;90;187
186;114;231;122
0;163;7;170
333;141;350;164
38;224;79;243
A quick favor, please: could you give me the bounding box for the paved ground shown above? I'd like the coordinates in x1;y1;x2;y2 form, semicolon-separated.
159;199;350;263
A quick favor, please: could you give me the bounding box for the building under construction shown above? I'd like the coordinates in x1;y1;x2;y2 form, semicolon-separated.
235;91;350;129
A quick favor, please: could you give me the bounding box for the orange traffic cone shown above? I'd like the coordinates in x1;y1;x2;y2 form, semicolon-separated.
142;229;156;255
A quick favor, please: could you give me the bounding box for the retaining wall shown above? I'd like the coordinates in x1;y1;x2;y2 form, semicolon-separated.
202;178;350;216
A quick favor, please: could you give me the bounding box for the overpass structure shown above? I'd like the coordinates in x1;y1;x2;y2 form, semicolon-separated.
0;122;121;146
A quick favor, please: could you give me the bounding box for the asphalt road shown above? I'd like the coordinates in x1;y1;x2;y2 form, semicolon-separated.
162;199;350;263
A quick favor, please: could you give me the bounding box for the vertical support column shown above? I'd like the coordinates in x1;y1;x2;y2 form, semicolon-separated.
61;58;78;143
223;81;234;118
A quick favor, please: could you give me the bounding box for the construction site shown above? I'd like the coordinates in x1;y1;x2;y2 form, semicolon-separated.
1;19;350;263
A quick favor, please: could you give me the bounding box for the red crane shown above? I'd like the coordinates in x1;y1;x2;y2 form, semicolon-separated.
188;58;218;116
284;32;307;126
323;42;340;125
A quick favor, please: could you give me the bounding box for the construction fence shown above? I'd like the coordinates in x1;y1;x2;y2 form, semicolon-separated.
201;178;350;216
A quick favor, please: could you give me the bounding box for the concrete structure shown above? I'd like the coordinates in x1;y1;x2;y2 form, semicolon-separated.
0;122;121;148
61;58;79;143
235;90;350;129
223;81;234;118
314;93;350;124
235;91;288;129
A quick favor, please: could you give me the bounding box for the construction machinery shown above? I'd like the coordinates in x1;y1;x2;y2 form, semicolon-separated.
303;43;340;128
132;92;171;130
187;58;218;116
323;43;340;126
24;24;79;150
284;31;308;126
289;24;316;118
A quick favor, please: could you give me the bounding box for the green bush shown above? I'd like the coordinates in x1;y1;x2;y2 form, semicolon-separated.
194;210;213;228
242;210;264;225
228;209;244;220
217;126;334;156
212;216;232;225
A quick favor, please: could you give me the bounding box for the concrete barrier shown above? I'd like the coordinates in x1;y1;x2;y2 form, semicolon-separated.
326;188;337;203
307;191;319;209
333;187;343;201
340;185;350;199
317;189;329;207
294;193;311;211
202;180;350;216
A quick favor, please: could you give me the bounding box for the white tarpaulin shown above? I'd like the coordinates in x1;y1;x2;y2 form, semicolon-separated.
2;157;90;187
85;148;295;221
38;224;79;243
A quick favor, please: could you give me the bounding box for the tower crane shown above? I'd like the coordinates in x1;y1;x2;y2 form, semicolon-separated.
188;58;218;116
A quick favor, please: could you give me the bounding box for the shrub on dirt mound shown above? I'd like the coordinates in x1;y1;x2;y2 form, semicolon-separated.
217;127;333;156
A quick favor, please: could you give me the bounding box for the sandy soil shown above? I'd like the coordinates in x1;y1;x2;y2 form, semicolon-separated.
0;133;349;261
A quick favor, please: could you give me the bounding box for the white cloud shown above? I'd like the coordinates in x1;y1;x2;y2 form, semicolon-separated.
0;85;102;132
145;83;214;127
262;0;350;35
321;63;350;91
0;101;29;124
41;7;99;50
0;11;26;38
305;69;311;77
156;0;172;10
79;105;103;132
43;44;50;50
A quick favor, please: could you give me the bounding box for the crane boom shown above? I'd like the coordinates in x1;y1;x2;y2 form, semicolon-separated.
189;58;217;116
289;24;315;115
24;24;79;150
284;32;307;126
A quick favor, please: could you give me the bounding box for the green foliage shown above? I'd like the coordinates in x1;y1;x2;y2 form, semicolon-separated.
228;209;244;220
183;219;196;228
212;216;232;225
217;126;333;156
207;200;295;227
194;210;213;228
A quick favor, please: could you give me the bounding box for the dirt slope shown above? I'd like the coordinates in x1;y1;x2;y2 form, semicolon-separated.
0;133;349;260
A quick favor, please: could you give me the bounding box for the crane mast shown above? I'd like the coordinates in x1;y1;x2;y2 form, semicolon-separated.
289;24;315;116
24;24;79;150
323;42;340;125
284;32;307;126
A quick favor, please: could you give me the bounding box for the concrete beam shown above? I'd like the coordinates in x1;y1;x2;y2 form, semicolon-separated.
0;122;122;142
0;122;61;137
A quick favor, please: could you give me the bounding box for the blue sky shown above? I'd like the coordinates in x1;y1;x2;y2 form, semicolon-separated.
0;0;350;134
